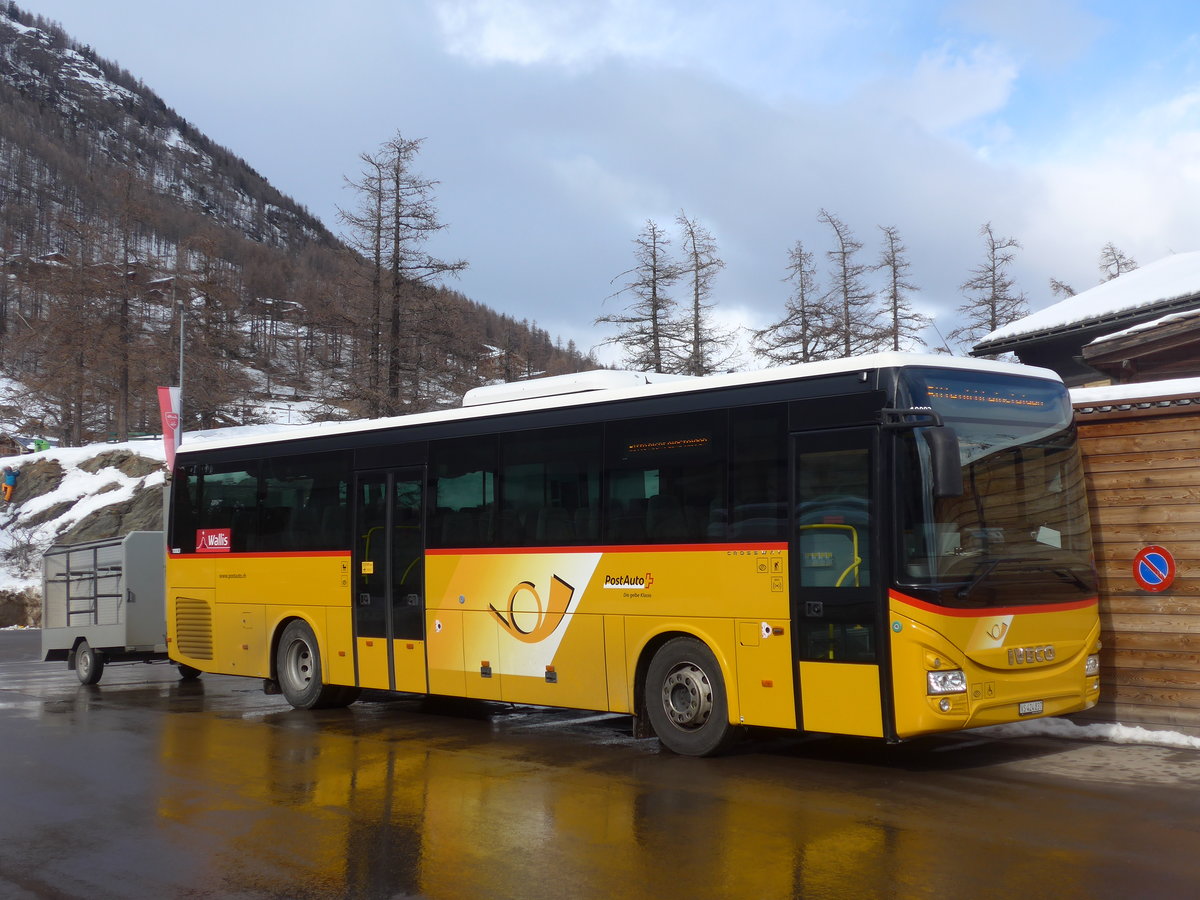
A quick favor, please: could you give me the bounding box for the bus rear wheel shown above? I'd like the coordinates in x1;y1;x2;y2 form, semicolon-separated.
645;637;739;757
276;619;355;710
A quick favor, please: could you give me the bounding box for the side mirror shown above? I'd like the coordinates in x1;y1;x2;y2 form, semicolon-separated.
924;427;964;498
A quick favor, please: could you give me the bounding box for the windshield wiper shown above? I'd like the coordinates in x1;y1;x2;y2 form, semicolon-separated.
956;555;1051;601
1053;568;1092;593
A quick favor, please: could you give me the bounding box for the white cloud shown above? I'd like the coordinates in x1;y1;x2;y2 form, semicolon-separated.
947;0;1106;68
546;154;674;227
434;0;679;69
869;42;1019;134
1019;87;1200;293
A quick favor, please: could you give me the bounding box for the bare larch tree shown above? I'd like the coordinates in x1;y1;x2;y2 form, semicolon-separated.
753;239;839;364
947;222;1029;354
675;210;735;375
818;208;887;357
596;219;682;373
875;224;929;352
339;132;467;415
1099;242;1138;281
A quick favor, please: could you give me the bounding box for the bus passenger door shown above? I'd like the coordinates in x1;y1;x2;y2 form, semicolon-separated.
354;468;427;693
791;429;885;737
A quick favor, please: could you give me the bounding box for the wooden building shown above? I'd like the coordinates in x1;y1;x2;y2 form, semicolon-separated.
1071;380;1200;736
1081;309;1200;384
972;251;1200;386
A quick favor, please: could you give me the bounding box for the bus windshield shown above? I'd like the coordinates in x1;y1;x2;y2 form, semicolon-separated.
895;368;1096;608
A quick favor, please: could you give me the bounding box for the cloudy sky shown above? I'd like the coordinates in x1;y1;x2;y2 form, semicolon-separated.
20;0;1200;364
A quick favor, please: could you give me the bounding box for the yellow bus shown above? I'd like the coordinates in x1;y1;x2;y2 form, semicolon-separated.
166;353;1100;755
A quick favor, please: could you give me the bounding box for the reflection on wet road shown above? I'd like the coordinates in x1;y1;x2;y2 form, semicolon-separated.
2;631;1199;899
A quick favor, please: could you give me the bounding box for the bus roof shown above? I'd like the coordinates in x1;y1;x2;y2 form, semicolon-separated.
176;352;1062;456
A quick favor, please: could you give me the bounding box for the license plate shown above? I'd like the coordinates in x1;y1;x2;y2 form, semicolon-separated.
1019;700;1044;716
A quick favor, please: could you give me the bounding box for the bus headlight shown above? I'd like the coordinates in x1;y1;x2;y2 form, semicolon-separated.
1085;654;1100;677
927;669;967;695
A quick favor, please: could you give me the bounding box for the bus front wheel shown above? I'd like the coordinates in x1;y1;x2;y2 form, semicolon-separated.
276;620;355;710
645;637;739;756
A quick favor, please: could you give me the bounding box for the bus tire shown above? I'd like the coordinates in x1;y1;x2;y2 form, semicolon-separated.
177;664;202;681
645;636;739;757
76;640;104;685
276;619;351;710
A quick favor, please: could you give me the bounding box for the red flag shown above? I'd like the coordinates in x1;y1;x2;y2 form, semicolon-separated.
157;386;182;470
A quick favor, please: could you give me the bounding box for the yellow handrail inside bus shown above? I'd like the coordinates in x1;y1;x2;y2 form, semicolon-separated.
798;523;862;587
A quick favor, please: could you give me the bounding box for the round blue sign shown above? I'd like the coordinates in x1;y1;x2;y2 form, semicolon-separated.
1132;545;1176;592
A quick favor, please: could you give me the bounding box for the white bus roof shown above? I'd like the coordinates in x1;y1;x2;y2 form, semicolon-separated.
176;352;1061;456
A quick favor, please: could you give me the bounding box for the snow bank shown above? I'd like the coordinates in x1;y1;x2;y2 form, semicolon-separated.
977;717;1200;750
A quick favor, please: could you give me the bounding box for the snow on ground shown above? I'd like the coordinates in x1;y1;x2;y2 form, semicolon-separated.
984;250;1200;343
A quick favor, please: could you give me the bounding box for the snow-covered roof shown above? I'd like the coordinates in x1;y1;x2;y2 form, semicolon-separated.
1071;375;1200;407
979;251;1200;349
1085;308;1200;349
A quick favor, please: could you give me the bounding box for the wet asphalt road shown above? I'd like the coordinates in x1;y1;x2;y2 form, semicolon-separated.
2;629;1199;900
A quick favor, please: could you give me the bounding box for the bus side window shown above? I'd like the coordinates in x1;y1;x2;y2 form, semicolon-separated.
731;404;787;540
170;467;200;552
605;411;728;544
430;435;497;549
499;424;602;547
261;452;351;551
190;463;258;552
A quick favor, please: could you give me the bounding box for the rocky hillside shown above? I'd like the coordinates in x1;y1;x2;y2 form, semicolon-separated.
0;442;165;626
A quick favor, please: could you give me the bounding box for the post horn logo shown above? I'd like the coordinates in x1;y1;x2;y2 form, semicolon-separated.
987;621;1009;641
490;575;576;643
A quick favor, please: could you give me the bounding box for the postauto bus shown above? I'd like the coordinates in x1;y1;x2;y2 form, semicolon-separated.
166;353;1100;755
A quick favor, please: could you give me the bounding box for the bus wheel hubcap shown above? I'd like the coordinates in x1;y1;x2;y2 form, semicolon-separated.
286;641;313;686
662;662;712;729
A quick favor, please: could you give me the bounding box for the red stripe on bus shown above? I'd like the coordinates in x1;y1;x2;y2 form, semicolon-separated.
426;542;789;556
889;589;1097;617
171;544;788;559
171;550;352;560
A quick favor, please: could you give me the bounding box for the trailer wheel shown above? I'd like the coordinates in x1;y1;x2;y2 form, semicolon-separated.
276;619;354;709
645;636;739;757
76;641;104;686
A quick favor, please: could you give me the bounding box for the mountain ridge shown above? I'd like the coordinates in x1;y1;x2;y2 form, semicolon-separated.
0;3;593;447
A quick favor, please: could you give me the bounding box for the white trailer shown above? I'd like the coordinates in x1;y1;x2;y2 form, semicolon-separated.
41;531;194;684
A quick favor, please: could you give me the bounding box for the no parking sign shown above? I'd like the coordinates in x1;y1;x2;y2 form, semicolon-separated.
1132;545;1176;592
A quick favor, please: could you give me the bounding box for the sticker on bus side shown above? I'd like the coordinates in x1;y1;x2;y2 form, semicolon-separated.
195;528;232;553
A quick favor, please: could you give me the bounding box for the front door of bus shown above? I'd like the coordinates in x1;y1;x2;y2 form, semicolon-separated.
354;468;427;693
792;428;884;737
